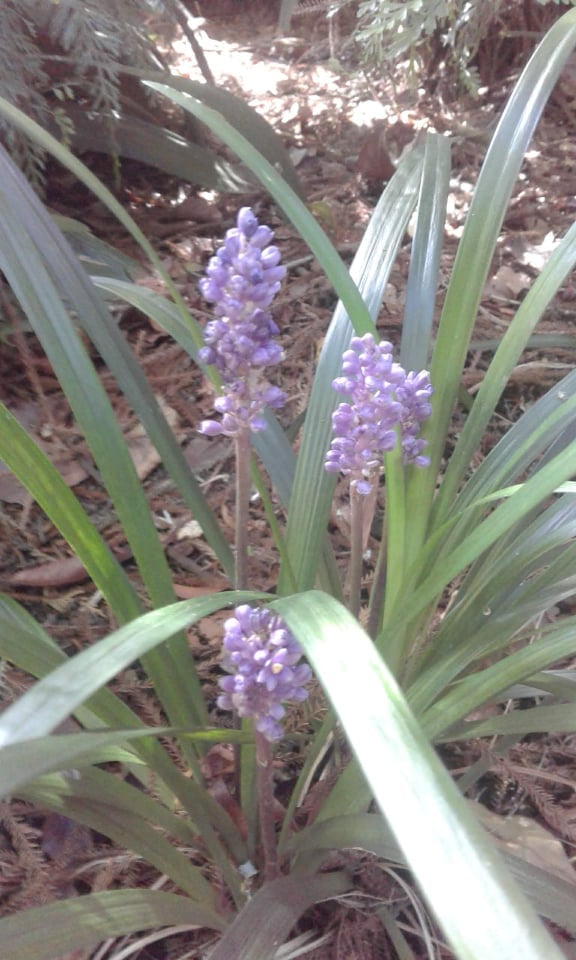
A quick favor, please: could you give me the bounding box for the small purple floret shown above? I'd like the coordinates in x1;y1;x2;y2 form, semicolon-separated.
325;334;433;494
217;605;311;742
198;208;287;437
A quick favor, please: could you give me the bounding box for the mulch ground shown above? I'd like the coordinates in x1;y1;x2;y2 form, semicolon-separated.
2;4;576;957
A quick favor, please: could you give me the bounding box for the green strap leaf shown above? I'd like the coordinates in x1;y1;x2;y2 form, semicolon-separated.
0;403;141;622
0;890;226;960
414;9;576;536
273;591;564;960
207;872;350;960
0;592;262;748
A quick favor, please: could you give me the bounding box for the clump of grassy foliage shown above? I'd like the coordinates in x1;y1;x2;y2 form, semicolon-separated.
2;9;576;960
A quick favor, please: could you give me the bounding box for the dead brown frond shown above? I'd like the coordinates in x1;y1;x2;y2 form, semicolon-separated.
0;806;52;913
502;755;576;844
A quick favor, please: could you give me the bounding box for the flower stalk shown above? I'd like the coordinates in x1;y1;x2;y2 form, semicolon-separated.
254;730;278;881
198;205;287;588
325;333;433;617
348;485;364;619
218;605;311;877
234;427;251;590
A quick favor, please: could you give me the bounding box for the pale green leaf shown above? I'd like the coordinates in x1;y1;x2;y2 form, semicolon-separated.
207;872;350;960
0;890;226;960
0;592;262;747
274;591;564;960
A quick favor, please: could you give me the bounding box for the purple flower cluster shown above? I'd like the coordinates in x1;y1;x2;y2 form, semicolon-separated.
325;333;433;495
218;605;311;742
198;208;287;437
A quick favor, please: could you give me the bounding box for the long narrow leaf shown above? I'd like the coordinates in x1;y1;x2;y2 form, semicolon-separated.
0;594;250;880
446;702;576;739
130;70;306;198
0;728;171;798
0;890;226;960
0;144;230;733
405;373;576;606
0;592;263;748
438;220;576;521
274;591;564;960
145;78;425;593
0;142;233;581
380;435;576;655
411;498;576;691
288;813;576;934
411;9;576;539
0;402;141;622
55;105;253;192
144;79;374;326
281;149;424;592
401;131;451;370
19;766;218;905
0;96;203;346
418;619;576;739
207;872;350;960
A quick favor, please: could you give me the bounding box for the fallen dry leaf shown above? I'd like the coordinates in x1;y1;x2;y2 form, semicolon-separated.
173;581;225;598
487;263;532;299
355;123;396;182
124;396;180;481
4;546;132;588
170;195;223;223
0;463;33;506
0;441;88;505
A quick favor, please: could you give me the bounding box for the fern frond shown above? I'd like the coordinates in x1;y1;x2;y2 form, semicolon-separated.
0;0;168;188
0;2;49;188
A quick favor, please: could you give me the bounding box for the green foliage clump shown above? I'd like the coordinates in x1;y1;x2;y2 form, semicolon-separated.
352;0;576;90
0;0;163;186
2;7;576;960
1;1;304;196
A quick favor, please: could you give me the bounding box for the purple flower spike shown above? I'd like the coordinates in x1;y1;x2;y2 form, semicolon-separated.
198;208;287;437
325;333;433;493
217;605;311;742
396;369;433;468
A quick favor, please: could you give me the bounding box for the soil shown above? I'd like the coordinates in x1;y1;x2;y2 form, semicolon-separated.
2;3;576;958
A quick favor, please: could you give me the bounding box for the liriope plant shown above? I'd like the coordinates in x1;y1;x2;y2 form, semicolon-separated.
1;9;576;960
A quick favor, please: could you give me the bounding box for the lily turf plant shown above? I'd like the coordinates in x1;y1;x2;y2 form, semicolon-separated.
1;10;576;960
